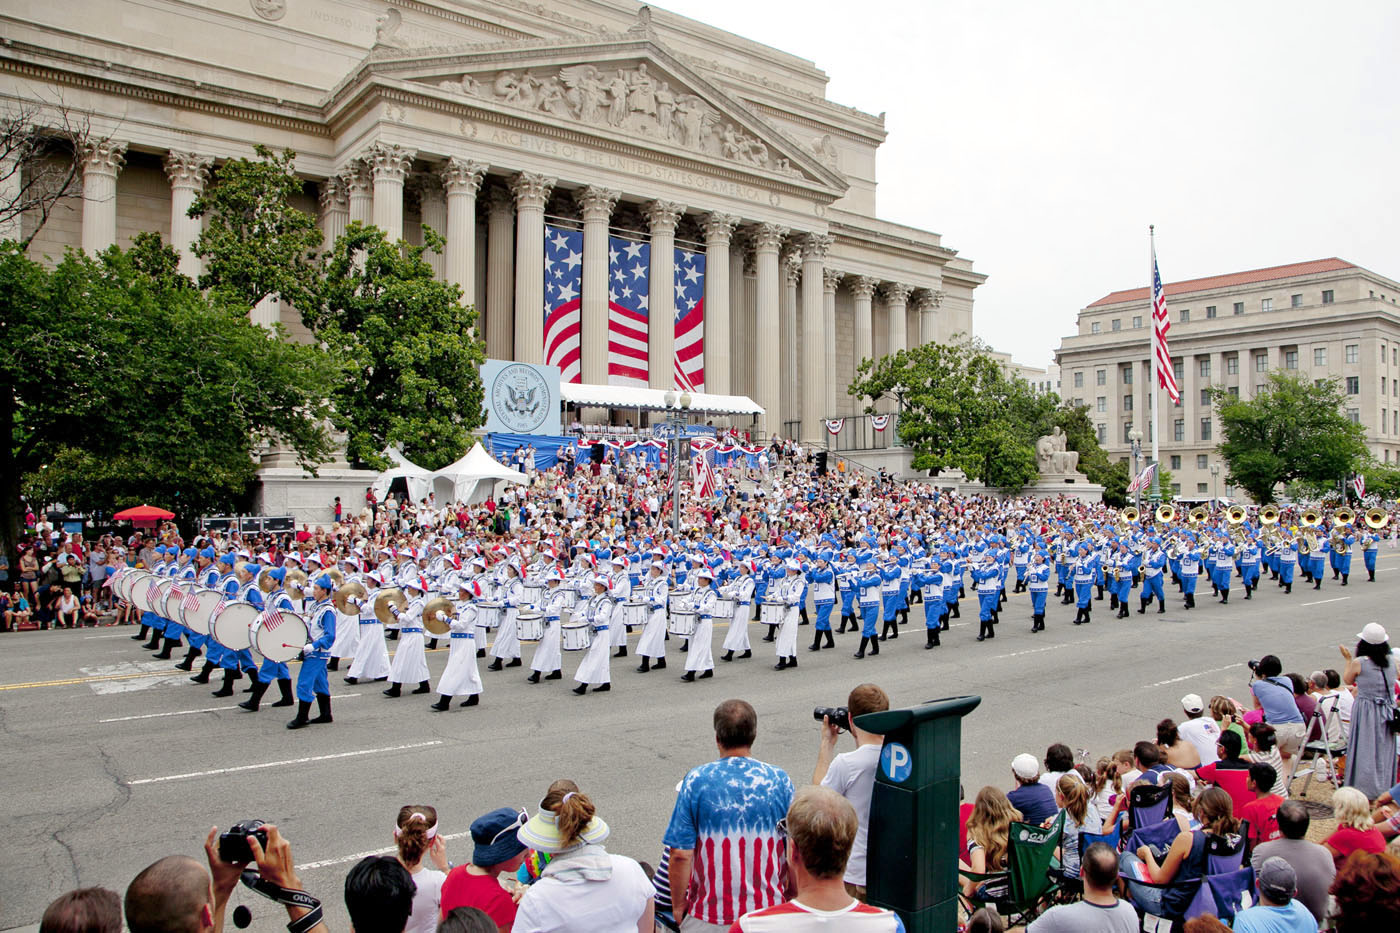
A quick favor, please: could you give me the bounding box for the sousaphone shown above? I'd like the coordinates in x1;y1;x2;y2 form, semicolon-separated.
1365;507;1390;529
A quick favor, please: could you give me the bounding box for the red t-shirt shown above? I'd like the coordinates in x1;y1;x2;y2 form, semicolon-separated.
1239;795;1284;846
1325;826;1387;866
439;867;517;927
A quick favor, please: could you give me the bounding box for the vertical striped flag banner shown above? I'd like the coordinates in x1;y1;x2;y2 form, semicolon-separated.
608;234;650;387
1152;240;1180;403
1127;462;1157;495
543;224;583;383
1353;474;1366;499
674;246;705;391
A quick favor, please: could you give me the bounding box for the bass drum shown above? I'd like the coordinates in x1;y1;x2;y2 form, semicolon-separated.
115;569;149;604
134;576;164;614
210;601;259;651
254;609;310;664
160;580;185;621
180;587;224;635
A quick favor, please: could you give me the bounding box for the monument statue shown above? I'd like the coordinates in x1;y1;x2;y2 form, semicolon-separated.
1035;426;1080;475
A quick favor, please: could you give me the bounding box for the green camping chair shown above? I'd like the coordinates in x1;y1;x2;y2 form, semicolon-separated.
959;812;1066;927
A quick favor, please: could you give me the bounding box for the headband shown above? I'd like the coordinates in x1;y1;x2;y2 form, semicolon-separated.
393;812;438;840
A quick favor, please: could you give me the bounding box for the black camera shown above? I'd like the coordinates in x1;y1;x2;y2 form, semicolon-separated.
814;706;851;732
1247;659;1260;674
218;820;269;864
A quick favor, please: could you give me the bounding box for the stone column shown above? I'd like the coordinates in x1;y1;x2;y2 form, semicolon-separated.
79;139;127;255
882;282;912;356
823;268;842;418
163;151;211;278
647;200;685;389
730;237;749;399
702;213;739;398
318;176;349;253
441;158;486;308
799;235;830;443
511;172;555;365
368;143;415;243
851;275;876;372
753;223;787;438
483;184;515;361
576;186;619;387
915;289;942;347
343;161;373;225
781;250;801;434
415;173;447;279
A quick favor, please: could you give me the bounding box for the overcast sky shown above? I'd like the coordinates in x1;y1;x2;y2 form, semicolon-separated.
655;0;1400;369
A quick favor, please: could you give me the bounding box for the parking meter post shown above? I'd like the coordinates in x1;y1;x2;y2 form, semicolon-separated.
855;695;981;933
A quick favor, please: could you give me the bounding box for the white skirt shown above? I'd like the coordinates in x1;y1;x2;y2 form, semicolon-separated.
330;610;359;660
491;607;521;659
347;618;391;681
436;634;483;697
722;604;750;652
776;605;800;656
388;629;431;684
530;618;562;674
636;608;667;658
685;617;714;672
609;602;629;647
574;627;612;685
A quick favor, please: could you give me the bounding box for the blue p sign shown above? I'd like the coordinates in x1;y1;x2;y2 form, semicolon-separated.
881;741;913;783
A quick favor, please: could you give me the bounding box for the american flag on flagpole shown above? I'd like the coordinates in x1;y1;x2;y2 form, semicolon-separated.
1353;474;1366;499
1152;243;1180;403
674;246;705;391
543;224;583;383
1127;462;1157;494
608;234;650;387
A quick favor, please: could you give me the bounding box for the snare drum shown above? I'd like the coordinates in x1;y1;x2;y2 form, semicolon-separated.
477;601;502;629
523;583;546;608
760;603;783;626
668;610;697;637
714;597;736;617
560;588;579;609
210;601;259;651
254;608;310;663
624;601;649;627
516;610;544;641
561;620;591;651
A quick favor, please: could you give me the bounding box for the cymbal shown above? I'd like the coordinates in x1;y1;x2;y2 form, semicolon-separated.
374;587;407;626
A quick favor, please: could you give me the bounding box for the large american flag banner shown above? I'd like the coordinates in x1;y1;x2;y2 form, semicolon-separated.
674;246;705;391
1127;461;1157;494
1152;241;1180;403
608;234;650;387
693;445;719;499
543;224;583;383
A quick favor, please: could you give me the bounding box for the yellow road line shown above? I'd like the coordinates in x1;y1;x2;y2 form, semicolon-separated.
0;670;178;691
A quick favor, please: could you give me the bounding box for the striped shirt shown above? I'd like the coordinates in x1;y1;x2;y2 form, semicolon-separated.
729;900;906;932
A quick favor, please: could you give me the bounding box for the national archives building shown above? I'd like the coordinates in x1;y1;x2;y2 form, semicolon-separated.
1;0;982;444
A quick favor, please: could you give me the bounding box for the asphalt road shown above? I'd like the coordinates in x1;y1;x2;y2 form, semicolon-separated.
1;564;1391;932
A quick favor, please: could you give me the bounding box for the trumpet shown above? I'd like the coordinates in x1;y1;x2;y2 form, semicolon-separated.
1334;507;1356;527
1301;509;1322;527
1226;505;1247;524
1365;507;1390;530
1189;506;1209;525
1156;504;1176;524
332;581;367;615
1260;505;1280;525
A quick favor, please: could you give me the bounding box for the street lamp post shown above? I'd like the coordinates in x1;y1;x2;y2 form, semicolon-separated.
1128;427;1143;515
1210;462;1221;507
663;390;693;534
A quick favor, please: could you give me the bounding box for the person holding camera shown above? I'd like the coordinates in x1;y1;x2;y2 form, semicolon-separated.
812;684;890;901
1248;655;1306;769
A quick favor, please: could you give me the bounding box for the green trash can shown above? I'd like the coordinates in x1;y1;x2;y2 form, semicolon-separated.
856;695;982;933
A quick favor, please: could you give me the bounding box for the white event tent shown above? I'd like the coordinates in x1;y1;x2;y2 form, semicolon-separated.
431;442;528;504
372;446;434;503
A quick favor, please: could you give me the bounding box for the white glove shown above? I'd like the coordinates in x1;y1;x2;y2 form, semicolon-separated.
390;606;401;617
348;597;363;608
302;643;315;654
435;611;448;622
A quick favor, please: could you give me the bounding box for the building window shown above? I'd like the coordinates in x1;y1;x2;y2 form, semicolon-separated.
1314;347;1327;367
1096;396;1107;413
1132;315;1142;328
1228;386;1239;398
1384;378;1389;396
1284;350;1298;370
1173;419;1185;442
1122;422;1134;443
1090;321;1101;334
1393;348;1396;366
1180;309;1190;323
1347;409;1360;424
1121;364;1133;384
1096;423;1107;443
1096;369;1106;386
1171;483;1182;495
1346;376;1360;395
1257;384;1267;396
1262;298;1273;312
1206;305;1217;319
1111;318;1121;331
1394;411;1398;434
1200;388;1211;407
1173;359;1185;382
1233;301;1244;315
1322;289;1334;304
1198;358;1211;378
1385;409;1389;434
1346;344;1359;364
1291;293;1303;308
1073;371;1083;388
1200;418;1212;441
1197;482;1209;494
1255;353;1268;372
1123;394;1134;411
1226;355;1239;375
1197;454;1209;469
1170;455;1182;470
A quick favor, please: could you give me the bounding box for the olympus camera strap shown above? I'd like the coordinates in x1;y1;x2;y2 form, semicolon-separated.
240;869;323;933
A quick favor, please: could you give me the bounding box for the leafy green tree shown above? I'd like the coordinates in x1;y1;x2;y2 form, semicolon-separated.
310;223;486;471
190;145;324;313
1210;371;1368;504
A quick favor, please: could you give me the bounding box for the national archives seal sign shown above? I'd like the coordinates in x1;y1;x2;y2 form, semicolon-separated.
482;359;561;436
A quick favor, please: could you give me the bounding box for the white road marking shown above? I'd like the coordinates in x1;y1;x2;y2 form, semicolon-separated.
1301;597;1350;607
990;643;1073;660
84;632;140;639
99;694;362;723
300;830;473;871
127;741;443;785
1142;663;1245;689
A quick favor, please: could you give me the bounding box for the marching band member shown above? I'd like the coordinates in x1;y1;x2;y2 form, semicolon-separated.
1026;550;1050;633
681;565;717;682
634;557;668;673
853;554;882;660
774;559;803;671
1213;535;1235;604
1362;525;1380;581
1138;541;1167;614
607;555;631;658
719;559;754;662
878;552;901;642
806;551;836;652
237;567;295;708
1178;537;1201;610
345;570;392;684
383;577;432;697
761;552;784;642
431;581;483;710
1277;534;1297;594
286;574;336;729
835;550;858;633
527;569;567;684
973;552;1000;642
1239;535;1261;599
172;548;202;670
487;561;525;671
1071;543;1095;626
572;574;614;695
911;560;945;647
327;558;362;671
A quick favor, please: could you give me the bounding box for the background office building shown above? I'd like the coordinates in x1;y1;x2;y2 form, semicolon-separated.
1056;258;1400;501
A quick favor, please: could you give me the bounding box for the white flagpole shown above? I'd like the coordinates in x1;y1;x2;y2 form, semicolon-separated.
1149;225;1162;505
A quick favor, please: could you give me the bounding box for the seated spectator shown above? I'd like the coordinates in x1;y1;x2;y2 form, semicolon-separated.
1329;851;1400;932
1250;800;1335;925
440;806;530;930
1157;719;1202;770
960;786;1022;900
512;783;654;932
346;855;416;933
1197;731;1252;784
1239;763;1284;848
394;807;448;933
1120;787;1241;920
1037;743;1078;790
79;594;101;626
729;786;903;930
1244;723;1288;796
1324;787;1387;868
1176;694;1221;766
1209;695;1247;747
1232;857;1316;933
40;888;122;933
1051;773;1100;883
1026;843;1136;932
1162;772;1199;834
55;587;79;628
1007;754;1057;826
438;907;498;933
1087;756;1122;824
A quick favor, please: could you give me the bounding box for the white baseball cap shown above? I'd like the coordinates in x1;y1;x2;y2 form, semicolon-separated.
1181;694;1204;714
1357;622;1389;645
1011;753;1039;780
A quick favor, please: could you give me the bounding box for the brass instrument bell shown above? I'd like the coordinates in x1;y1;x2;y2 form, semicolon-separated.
1121;506;1139;524
1334;507;1356;527
1189;506;1209;525
1259;505;1280;525
1365;507;1390;529
1301;509;1322;527
1155;504;1176;524
1226;505;1246;524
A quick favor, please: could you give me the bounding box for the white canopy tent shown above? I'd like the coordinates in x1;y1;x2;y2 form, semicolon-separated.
372;447;434;503
431;442;528;504
560;382;764;416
